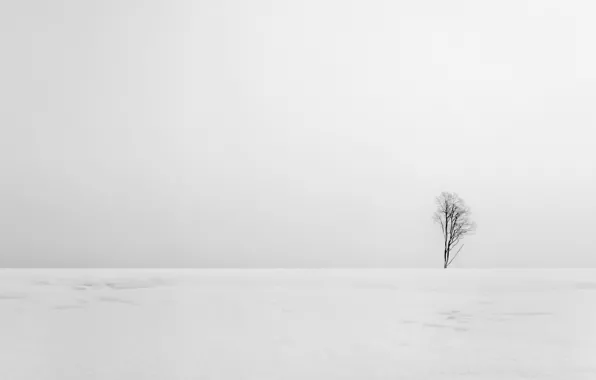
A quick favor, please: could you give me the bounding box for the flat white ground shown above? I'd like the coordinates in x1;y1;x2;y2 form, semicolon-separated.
0;269;595;379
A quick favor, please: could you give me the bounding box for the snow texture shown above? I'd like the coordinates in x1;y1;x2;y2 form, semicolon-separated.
0;269;595;379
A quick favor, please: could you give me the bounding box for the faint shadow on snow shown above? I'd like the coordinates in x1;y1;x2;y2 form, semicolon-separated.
401;312;472;333
0;292;28;300
438;310;473;323
31;276;170;292
54;305;85;310
96;296;137;306
576;281;596;290
103;278;167;291
72;282;107;291
499;312;553;317
53;300;88;310
422;322;470;332
67;278;168;292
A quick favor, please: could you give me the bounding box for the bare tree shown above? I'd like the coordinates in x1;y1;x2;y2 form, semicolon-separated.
433;192;476;268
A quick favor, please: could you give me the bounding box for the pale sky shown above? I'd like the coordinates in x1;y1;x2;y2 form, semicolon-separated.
1;0;595;267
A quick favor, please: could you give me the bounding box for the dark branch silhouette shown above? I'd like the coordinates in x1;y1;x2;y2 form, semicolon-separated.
433;192;476;268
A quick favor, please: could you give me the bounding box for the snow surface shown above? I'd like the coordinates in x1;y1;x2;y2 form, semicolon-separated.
1;269;595;379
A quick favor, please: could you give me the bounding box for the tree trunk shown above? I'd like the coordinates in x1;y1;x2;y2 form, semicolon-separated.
443;212;449;268
444;246;450;268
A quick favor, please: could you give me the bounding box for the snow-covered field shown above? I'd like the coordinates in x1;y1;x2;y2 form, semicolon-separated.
0;269;595;379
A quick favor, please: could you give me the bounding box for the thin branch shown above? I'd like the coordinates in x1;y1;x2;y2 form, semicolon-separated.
450;236;461;249
446;244;464;267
